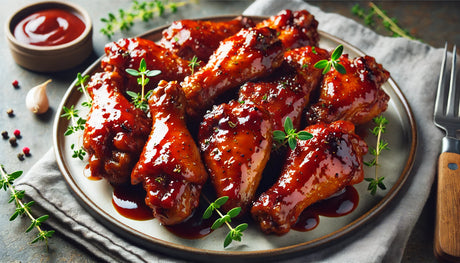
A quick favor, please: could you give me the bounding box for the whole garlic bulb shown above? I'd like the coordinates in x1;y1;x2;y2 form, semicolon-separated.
26;79;51;114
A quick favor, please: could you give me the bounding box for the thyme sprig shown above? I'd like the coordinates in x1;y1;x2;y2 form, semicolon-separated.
314;44;346;75
0;165;55;248
352;2;417;40
75;73;92;108
273;117;313;150
125;58;161;113
100;0;192;38
188;55;201;74
61;105;87;160
202;196;248;248
364;116;389;195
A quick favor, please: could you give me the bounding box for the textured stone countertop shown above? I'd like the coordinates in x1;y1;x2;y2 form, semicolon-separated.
0;1;458;262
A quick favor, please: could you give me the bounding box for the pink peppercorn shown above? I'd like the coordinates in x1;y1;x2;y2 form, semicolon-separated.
13;129;21;138
12;80;19;88
23;147;30;156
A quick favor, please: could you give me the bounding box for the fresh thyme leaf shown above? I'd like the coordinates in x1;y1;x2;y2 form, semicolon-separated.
1;165;54;248
314;45;346;75
273;117;313;150
202;195;247;248
364;116;389;195
188;55;201;74
100;0;192;38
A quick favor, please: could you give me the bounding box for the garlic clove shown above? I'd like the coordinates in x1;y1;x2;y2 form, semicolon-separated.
26;79;51;114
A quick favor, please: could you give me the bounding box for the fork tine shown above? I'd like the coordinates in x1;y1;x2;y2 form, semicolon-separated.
446;45;457;116
435;43;448;116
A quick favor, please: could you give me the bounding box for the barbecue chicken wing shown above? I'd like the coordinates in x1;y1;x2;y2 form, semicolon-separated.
131;81;208;225
305;54;390;125
256;9;319;49
239;46;329;131
251;121;368;235
181;27;284;117
83;71;151;185
198;100;273;213
160;16;255;62
101;37;192;93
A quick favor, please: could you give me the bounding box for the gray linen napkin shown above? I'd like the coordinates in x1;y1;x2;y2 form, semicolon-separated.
17;0;449;262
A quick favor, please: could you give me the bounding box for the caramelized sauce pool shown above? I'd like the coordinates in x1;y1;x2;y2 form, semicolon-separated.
83;164;101;181
112;184;153;221
292;186;359;232
14;8;85;46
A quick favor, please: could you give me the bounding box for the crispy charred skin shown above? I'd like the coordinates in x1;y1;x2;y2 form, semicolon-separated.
256;9;319;49
101;37;192;93
198;101;273;213
181;27;284;117
160;16;255;62
251;121;368;235
239;46;329;131
306;54;390;125
83;71;151;185
131;81;208;225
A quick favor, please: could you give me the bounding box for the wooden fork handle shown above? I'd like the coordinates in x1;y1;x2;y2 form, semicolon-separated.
435;152;460;262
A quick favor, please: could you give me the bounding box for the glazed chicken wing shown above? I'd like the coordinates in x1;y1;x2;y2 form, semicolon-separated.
181;26;284;117
306;54;390;125
83;71;151;185
160;16;255;62
256;9;319;49
101;37;193;93
251;121;368;235
239;46;329;131
198;100;273;213
131;81;208;225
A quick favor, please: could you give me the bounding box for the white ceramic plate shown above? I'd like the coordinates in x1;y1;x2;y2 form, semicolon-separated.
53;16;417;262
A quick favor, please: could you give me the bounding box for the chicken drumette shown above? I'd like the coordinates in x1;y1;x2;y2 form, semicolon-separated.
251;120;368;235
160;16;255;62
305;54;390;125
102;37;193;93
131;81;208;225
239;45;329;131
181;26;284;117
198;100;273;213
83;71;151;185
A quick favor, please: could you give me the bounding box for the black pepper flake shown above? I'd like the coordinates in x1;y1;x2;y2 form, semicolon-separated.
9;137;17;146
1;131;8;139
17;153;25;161
6;108;14;117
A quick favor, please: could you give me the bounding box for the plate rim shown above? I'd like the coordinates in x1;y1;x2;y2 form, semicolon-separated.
53;15;418;261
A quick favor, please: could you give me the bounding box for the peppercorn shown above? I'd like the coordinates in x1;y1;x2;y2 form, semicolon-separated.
12;80;19;88
17;153;25;161
22;147;30;156
1;131;8;139
13;129;21;138
6;108;14;117
9;137;17;146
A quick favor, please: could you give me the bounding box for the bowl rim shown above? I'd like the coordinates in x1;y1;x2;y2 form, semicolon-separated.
5;0;92;51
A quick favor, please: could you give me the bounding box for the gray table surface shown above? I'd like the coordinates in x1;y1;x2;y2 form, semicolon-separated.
0;0;458;262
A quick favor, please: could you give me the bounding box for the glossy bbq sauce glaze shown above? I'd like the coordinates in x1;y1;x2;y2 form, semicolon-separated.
110;182;358;237
14;8;85;46
292;186;359;231
112;184;154;221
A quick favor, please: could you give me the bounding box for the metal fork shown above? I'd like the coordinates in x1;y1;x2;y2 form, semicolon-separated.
433;43;460;261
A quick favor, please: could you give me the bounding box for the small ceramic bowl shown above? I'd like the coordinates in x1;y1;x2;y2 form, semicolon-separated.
5;1;93;73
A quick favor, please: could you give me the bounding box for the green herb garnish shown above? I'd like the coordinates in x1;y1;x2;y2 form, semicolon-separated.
273;117;313;150
203;196;248;248
125;58;161;113
364;116;389;195
100;0;191;38
61;106;86;136
352;2;417;40
188;55;201;74
0;165;55;248
314;44;346;75
75;73;92;108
